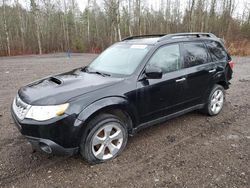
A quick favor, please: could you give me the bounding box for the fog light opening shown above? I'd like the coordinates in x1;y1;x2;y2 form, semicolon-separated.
39;142;52;154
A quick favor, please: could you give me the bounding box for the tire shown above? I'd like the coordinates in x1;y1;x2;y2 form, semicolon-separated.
80;113;128;164
204;84;225;116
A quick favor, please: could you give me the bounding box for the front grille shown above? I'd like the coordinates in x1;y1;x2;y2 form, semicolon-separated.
12;95;31;120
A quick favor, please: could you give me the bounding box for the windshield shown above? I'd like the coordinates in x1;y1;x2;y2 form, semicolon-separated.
87;44;151;76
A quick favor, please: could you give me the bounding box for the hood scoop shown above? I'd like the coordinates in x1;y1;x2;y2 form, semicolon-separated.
49;77;62;85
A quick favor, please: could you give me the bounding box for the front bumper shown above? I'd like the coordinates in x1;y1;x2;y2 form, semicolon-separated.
11;106;82;155
26;136;78;155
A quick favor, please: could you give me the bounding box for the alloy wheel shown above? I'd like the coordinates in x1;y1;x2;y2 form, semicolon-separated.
91;123;124;160
210;89;224;114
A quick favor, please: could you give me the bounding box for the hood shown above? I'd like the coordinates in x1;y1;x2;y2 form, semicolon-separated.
18;69;123;105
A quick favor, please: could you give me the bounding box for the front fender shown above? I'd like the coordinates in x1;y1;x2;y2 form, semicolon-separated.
77;96;138;125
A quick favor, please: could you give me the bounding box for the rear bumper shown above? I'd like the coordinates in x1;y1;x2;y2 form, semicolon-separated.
26;136;78;155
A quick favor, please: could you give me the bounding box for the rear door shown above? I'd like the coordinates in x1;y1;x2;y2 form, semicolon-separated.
179;41;215;107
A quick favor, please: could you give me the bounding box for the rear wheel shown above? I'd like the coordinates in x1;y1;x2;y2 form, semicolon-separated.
80;114;128;164
204;84;225;116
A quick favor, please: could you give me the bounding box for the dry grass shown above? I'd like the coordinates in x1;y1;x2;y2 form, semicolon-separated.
226;39;250;56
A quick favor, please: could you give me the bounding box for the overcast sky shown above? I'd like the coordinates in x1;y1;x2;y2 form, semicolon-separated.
6;0;249;18
77;0;247;10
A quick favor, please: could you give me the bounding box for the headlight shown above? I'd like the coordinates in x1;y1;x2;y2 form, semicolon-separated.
25;103;69;121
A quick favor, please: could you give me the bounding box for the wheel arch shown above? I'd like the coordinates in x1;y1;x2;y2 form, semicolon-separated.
216;80;229;89
77;97;138;137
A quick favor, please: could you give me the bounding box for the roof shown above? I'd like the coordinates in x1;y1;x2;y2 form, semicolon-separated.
120;33;222;45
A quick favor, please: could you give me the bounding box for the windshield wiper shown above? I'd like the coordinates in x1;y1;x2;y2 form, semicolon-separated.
82;67;110;77
89;71;110;77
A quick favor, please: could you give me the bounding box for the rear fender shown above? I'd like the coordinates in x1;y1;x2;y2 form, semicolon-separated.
202;65;228;103
213;65;230;89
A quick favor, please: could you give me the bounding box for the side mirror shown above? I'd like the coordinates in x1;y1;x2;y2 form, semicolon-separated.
145;66;163;79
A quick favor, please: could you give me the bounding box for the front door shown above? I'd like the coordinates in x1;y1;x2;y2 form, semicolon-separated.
136;43;187;124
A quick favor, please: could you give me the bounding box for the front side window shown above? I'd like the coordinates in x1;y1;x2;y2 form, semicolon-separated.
205;41;228;61
148;44;181;74
183;42;208;68
88;44;151;76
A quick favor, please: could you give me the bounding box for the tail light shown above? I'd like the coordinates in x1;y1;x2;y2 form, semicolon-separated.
228;60;234;69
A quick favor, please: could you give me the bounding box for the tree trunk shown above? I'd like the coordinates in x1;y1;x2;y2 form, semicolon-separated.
128;0;132;36
135;0;141;35
30;0;42;55
87;0;90;43
116;0;121;41
189;0;196;32
117;22;121;41
61;12;67;51
15;0;25;53
36;23;42;55
3;0;11;56
72;0;78;35
63;0;70;49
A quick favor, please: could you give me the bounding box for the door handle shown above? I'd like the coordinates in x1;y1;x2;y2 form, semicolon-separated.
175;77;186;82
208;69;216;73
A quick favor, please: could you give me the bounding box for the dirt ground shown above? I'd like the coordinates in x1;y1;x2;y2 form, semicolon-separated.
0;54;249;188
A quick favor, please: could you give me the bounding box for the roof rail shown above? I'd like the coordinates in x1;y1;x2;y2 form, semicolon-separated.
158;32;217;42
122;34;166;41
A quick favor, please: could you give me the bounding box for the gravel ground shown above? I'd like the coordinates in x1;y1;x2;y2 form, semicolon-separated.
0;54;249;188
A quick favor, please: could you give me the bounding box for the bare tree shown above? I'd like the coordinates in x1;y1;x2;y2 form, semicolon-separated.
134;0;141;34
87;0;91;43
0;0;249;56
15;0;25;53
128;0;132;35
189;0;196;32
3;0;11;56
104;0;121;42
30;0;42;54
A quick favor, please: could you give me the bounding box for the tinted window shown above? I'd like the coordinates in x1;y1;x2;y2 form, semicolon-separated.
183;42;208;68
148;44;180;74
206;41;227;61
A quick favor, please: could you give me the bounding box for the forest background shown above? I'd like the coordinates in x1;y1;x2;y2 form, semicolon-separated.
0;0;249;56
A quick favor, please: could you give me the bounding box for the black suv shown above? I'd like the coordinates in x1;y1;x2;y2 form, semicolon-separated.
11;33;234;164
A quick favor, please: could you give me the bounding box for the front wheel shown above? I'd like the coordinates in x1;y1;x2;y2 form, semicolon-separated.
80;114;128;164
204;84;225;116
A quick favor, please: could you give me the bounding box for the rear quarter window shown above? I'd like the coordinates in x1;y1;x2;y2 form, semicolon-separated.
205;41;228;61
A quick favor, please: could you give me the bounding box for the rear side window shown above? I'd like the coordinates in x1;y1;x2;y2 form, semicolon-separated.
182;42;208;68
205;41;228;61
